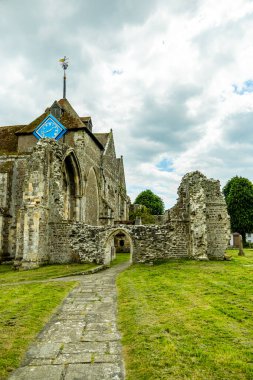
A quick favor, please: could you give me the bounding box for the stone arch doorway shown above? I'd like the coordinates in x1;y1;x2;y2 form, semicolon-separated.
104;228;133;265
62;151;82;221
114;232;131;253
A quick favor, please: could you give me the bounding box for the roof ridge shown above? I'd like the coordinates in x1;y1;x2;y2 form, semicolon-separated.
58;98;81;119
0;124;26;129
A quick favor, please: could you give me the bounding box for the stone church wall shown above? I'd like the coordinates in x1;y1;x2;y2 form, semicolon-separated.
8;135;128;267
0;121;230;268
0;98;129;266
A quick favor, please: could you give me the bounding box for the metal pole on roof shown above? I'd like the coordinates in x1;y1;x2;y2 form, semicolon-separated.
63;71;66;99
59;56;69;99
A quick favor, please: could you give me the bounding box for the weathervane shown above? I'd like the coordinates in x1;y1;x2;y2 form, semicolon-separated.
59;56;69;99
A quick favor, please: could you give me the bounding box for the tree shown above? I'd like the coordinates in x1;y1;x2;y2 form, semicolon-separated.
134;189;165;215
223;176;253;242
129;205;156;224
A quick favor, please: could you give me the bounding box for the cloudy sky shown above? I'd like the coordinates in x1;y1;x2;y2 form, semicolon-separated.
1;0;253;208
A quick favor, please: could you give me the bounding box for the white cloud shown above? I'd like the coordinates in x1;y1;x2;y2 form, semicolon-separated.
0;0;253;208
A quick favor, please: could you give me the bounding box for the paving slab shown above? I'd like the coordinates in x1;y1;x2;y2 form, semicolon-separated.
64;363;123;380
8;261;130;380
8;365;64;380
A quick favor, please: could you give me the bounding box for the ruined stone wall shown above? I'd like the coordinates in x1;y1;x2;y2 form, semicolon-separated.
168;171;230;260
49;222;104;264
9;136;129;267
0;173;8;208
0;156;28;260
15;143;51;268
0;210;4;261
15;166;229;264
15;139;87;267
0;172;8;260
175;172;209;260
9;158;29;258
204;180;231;260
50;221;189;265
129;224;189;262
48;222;74;264
0;161;13;261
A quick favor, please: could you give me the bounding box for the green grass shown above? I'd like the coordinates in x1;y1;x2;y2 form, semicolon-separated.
117;249;253;380
111;252;130;266
0;262;100;377
0;262;97;284
0;281;76;379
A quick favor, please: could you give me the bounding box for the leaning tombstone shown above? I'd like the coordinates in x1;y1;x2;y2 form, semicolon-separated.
135;217;142;225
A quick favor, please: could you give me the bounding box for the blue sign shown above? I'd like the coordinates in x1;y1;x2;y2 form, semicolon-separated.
33;114;67;140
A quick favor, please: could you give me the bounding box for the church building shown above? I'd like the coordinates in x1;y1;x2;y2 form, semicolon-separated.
0;98;129;267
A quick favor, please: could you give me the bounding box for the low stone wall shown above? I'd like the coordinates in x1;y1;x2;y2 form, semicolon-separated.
128;224;189;263
47;222;190;265
69;224;104;264
49;222;105;264
49;222;189;265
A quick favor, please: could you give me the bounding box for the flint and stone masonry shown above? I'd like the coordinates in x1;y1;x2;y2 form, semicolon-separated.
66;171;230;264
0;99;230;268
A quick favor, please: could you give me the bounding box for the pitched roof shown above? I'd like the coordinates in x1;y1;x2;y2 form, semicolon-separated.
16;112;48;135
0;125;25;153
93;133;110;147
16;98;85;135
1;99;105;151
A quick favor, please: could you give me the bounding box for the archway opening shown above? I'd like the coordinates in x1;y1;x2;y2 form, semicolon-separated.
62;152;82;221
114;232;130;253
104;229;133;265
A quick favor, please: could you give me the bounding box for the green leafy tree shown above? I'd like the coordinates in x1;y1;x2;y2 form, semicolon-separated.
223;176;253;242
134;189;165;215
129;205;156;224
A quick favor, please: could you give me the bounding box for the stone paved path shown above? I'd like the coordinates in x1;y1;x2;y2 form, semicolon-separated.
9;261;130;380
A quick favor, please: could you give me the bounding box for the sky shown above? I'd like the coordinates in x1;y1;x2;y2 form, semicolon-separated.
1;0;253;208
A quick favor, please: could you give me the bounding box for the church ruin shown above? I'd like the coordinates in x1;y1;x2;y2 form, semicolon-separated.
0;99;129;267
0;98;230;268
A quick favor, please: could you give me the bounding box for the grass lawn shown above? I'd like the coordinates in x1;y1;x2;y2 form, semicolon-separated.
0;281;76;379
0;262;97;284
117;249;253;380
111;252;130;266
